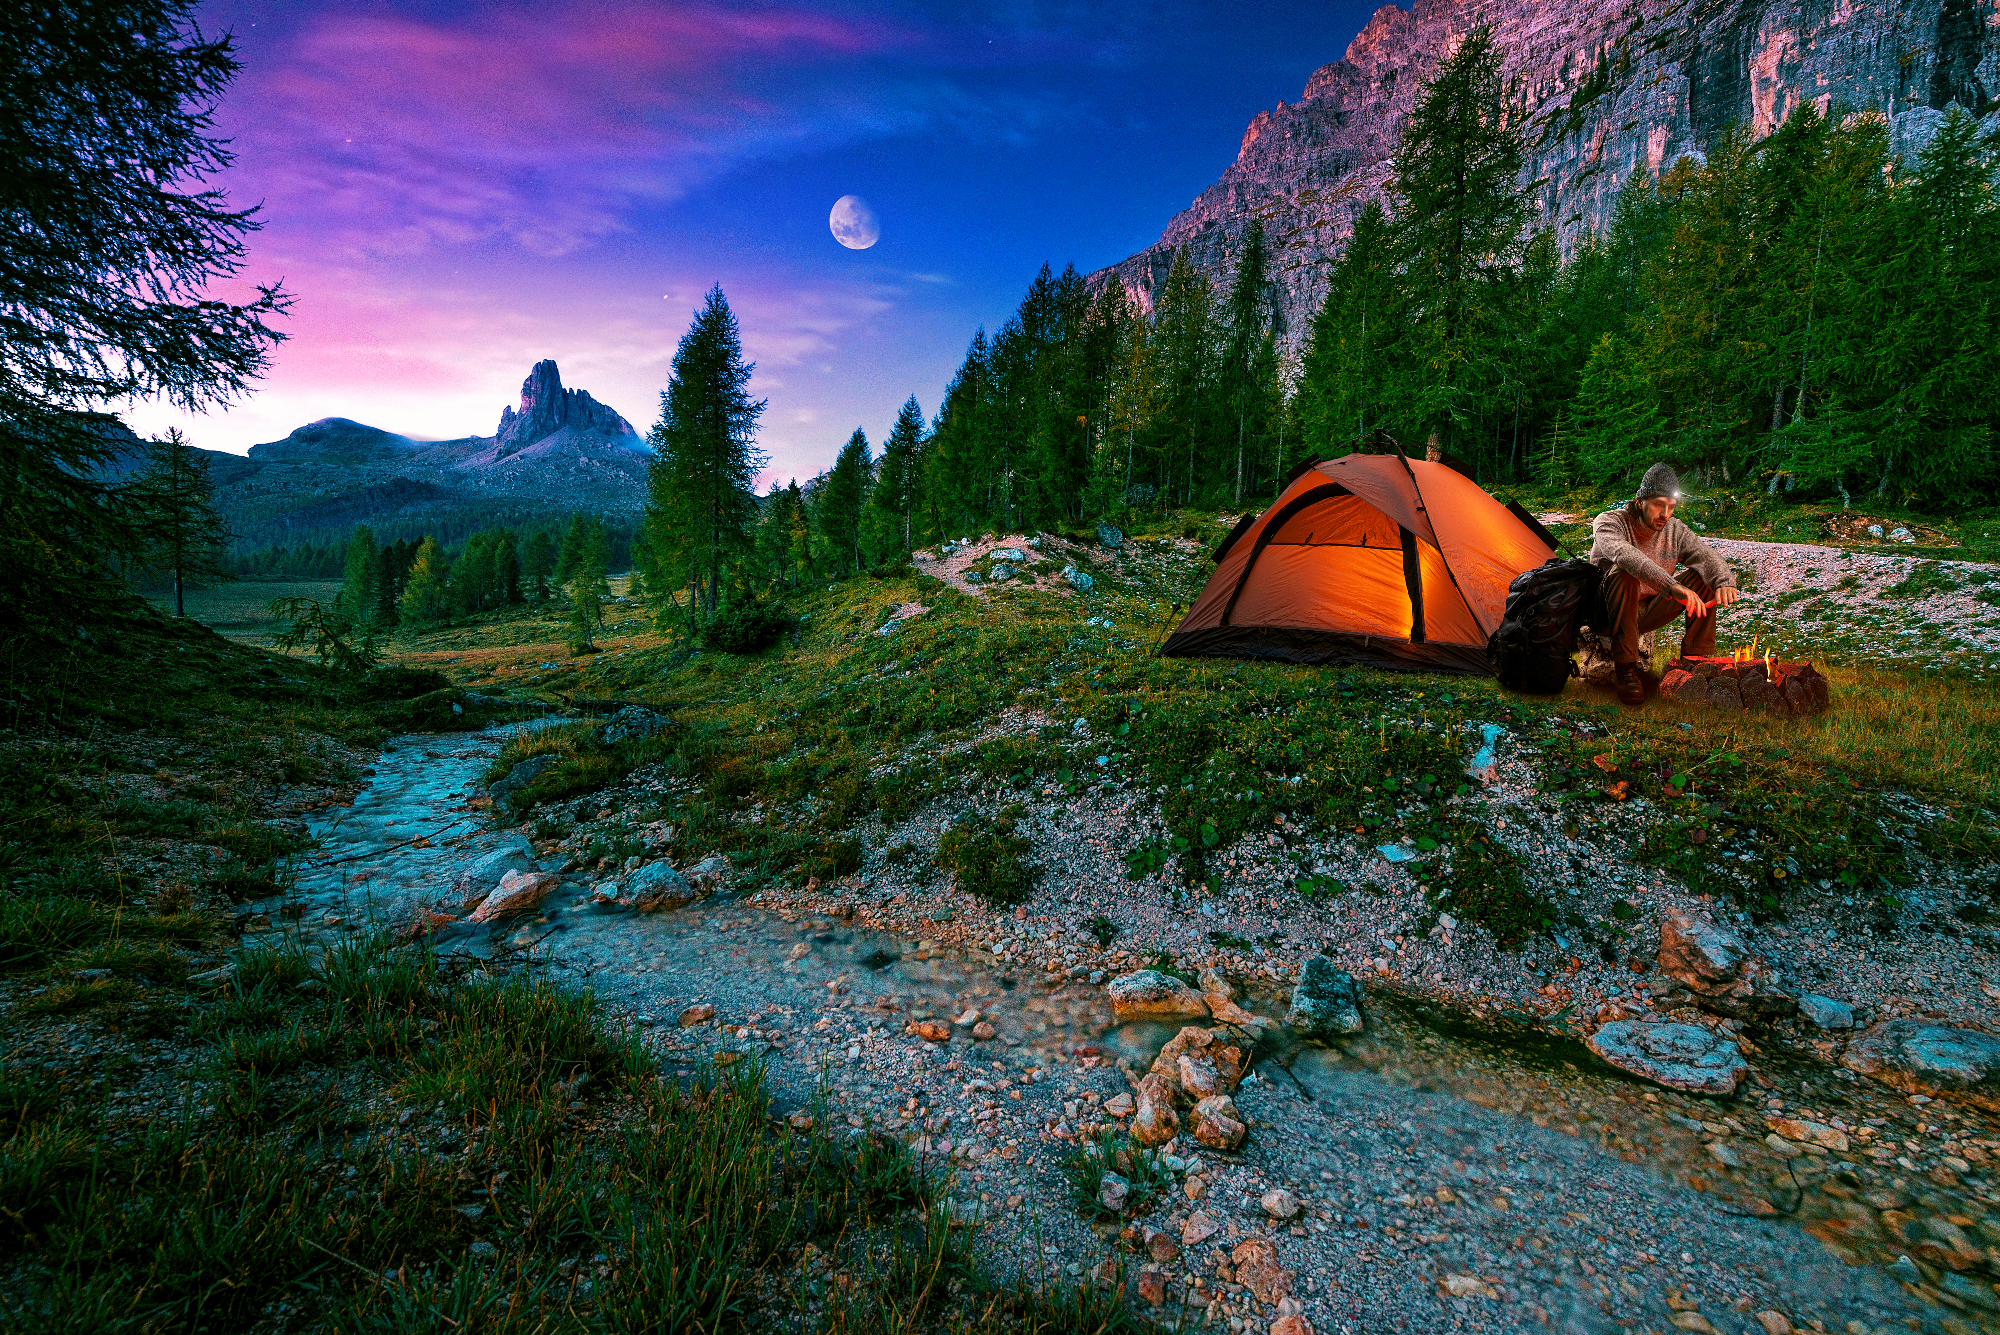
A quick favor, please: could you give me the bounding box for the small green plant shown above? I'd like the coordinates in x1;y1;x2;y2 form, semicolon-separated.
1426;822;1553;948
1085;915;1118;948
1059;1125;1174;1219
936;809;1037;904
1122;838;1179;880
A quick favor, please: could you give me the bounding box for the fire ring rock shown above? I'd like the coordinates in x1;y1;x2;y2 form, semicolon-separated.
1108;969;1209;1022
1841;1021;2000;1111
1586;1021;1749;1094
1286;956;1365;1037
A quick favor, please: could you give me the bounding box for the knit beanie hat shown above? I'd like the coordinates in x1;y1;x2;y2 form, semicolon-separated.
1636;463;1681;500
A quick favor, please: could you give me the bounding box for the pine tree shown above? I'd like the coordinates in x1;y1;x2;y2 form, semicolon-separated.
521;530;555;600
866;397;925;563
1572;334;1663;482
554;513;587;589
817;429;872;577
568;537;607;651
646;286;767;613
338;525;377;624
127;428;232;617
1219;221;1277;503
1297;201;1404;456
398;537;452;628
1152;248;1219;504
493;530;522;604
1391;25;1529;464
1;2;288;629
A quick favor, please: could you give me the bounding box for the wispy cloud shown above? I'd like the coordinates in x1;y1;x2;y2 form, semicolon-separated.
225;1;1074;259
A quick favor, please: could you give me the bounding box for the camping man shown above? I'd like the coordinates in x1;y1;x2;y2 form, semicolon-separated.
1589;463;1739;706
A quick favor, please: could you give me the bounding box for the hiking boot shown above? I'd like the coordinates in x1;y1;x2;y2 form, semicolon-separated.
1614;662;1647;707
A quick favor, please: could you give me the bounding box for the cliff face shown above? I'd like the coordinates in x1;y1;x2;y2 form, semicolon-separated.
1094;0;2000;349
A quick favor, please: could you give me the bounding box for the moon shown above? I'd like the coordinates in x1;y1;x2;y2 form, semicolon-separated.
829;194;879;250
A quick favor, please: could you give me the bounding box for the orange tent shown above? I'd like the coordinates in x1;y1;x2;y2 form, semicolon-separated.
1160;453;1557;674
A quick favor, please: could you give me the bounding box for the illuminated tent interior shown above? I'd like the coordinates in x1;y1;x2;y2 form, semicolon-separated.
1159;453;1558;673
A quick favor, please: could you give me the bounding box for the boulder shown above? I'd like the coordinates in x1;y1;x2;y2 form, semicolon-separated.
455;840;537;909
1841;1022;2000;1110
469;869;559;923
1108;970;1209;1022
1286;957;1365;1038
1063;565;1095;592
488;754;558;818
1796;994;1855;1030
1189;1095;1246;1150
1096;522;1125;549
627;862;696;912
1657;911;1795;1019
596;706;672;745
1586;1021;1749;1094
1131;1073;1180;1145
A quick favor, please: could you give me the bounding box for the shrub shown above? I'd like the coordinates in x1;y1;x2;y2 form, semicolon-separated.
936;809;1037;904
700;603;795;654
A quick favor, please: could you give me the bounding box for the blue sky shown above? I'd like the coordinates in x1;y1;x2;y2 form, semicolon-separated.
130;0;1384;486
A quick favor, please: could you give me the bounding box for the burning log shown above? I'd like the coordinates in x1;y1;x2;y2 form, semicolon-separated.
1659;647;1829;718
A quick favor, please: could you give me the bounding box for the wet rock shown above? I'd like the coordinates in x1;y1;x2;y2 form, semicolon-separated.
1753;1312;1793;1335
1763;1132;1803;1159
468;869;558;923
1131;1073;1179;1145
1147;1025;1215;1096
685;855;732;887
1230;1238;1293;1305
1189;1095;1246;1150
910;1020;950;1043
1097;1171;1130;1213
1706;1141;1743;1168
487;754;557;818
1444;1273;1500;1299
1270;1318;1313;1335
1178;1051;1224;1100
1841;1021;2000;1110
1768;1117;1847;1152
972;1021;997;1041
678;1003;715;1027
1260;1188;1300;1219
1182;1211;1220;1245
1586;1021;1749;1094
1198;966;1266;1028
627;863;694;912
455;841;537;907
1657;911;1795;1019
1796;994;1854;1030
595;706;672;745
1286;957;1364;1038
1107;970;1208;1022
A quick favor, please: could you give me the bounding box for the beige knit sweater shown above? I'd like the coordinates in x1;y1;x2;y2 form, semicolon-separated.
1588;506;1736;595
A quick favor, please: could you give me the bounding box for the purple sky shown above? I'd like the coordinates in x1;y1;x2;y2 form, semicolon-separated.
127;0;1380;487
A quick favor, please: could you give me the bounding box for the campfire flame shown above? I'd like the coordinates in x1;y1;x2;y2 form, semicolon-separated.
1726;637;1776;674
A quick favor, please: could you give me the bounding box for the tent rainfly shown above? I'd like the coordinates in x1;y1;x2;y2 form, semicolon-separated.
1159;453;1558;674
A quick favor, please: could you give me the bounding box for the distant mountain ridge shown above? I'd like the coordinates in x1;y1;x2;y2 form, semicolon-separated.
1094;0;2000;351
187;360;650;549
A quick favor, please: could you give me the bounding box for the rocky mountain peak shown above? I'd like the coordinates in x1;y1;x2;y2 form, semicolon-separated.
493;359;636;457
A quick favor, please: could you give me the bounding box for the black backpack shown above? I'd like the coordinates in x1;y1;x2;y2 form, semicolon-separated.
1487;558;1603;695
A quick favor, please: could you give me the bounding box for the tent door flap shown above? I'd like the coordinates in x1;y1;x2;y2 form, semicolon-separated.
1399;526;1425;643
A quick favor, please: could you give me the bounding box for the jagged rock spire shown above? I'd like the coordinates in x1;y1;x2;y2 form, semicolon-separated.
494;359;635;455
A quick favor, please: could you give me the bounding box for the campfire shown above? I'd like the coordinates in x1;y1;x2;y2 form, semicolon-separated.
1659;638;1830;716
